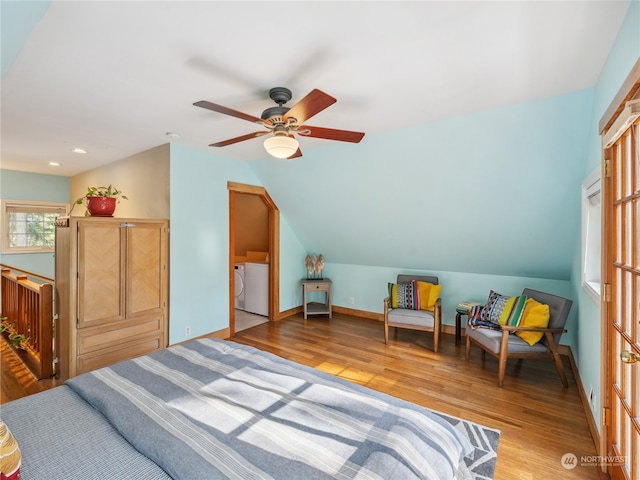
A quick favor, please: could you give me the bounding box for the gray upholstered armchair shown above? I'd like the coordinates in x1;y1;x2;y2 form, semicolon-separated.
465;288;573;387
384;274;442;352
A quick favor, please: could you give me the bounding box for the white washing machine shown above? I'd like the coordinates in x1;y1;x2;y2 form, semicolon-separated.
244;262;269;317
234;264;245;310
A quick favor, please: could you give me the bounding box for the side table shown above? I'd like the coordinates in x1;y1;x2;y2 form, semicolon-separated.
302;278;332;319
455;301;481;347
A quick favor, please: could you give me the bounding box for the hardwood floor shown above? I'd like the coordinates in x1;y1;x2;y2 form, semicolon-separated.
231;314;603;480
2;312;604;479
0;340;62;404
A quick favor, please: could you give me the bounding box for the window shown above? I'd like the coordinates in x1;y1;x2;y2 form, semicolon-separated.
581;167;601;304
1;200;68;253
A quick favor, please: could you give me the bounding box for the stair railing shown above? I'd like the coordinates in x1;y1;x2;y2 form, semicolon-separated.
1;265;54;379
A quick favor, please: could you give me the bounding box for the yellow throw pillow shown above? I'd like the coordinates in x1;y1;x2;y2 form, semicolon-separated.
516;298;550;346
416;281;442;311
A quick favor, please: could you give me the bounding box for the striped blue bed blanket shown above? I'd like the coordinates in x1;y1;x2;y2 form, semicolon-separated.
66;338;475;480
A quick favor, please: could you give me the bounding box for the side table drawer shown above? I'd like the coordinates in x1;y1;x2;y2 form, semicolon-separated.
309;283;329;292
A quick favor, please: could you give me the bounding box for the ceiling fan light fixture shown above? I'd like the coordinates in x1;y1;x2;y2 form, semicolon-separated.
263;135;299;159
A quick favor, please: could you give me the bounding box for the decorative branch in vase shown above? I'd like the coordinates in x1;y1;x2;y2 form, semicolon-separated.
304;253;325;279
305;254;314;279
315;254;325;279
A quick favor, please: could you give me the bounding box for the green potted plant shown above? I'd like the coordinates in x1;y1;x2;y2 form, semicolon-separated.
71;185;128;217
8;332;29;350
0;316;28;350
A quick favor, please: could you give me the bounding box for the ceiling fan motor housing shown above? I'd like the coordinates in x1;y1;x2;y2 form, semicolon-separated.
269;87;292;105
262;87;293;124
261;106;290;124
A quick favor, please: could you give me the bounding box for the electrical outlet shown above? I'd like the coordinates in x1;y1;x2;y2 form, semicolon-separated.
185;326;191;336
349;296;355;305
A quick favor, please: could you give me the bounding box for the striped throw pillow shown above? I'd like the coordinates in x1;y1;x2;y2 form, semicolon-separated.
484;290;527;327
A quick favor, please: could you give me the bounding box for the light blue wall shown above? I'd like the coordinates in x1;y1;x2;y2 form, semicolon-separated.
169;99;580;345
252;90;591;281
325;262;571;322
168;144;306;344
571;0;640;432
0;1;50;77
1;2;57;279
0;169;69;278
249;91;590;342
279;216;308;310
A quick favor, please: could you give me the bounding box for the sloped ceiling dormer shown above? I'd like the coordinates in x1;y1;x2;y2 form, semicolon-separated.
251;90;592;281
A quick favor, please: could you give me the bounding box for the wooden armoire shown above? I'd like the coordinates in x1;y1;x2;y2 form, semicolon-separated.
55;217;169;380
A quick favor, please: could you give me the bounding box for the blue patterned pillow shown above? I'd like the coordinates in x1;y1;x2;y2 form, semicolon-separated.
483;290;527;327
468;305;501;331
388;282;419;310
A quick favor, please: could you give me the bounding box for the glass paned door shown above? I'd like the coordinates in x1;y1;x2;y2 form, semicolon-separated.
607;120;639;480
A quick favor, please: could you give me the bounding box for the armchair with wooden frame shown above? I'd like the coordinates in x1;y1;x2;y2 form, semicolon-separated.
384;274;442;352
465;288;573;388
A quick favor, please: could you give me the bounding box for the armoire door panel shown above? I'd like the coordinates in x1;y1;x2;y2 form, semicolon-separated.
127;222;166;316
78;221;126;327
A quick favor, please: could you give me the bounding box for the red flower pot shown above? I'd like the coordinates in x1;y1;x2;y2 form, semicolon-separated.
86;196;116;217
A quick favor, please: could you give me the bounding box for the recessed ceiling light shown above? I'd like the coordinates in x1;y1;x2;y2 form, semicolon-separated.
71;148;87;154
49;162;62;167
166;132;181;140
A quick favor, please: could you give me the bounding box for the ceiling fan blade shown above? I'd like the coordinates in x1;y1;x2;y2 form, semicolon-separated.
210;131;268;147
194;100;264;124
284;89;336;125
287;148;303;159
297;125;365;143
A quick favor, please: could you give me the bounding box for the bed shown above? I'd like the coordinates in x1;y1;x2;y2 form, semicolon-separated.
1;338;499;479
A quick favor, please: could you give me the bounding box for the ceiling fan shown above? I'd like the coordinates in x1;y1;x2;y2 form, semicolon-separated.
194;87;365;159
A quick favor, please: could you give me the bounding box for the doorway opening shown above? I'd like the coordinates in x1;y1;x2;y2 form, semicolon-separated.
228;182;280;335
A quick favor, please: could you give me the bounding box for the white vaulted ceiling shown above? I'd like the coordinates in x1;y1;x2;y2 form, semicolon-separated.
0;1;630;176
